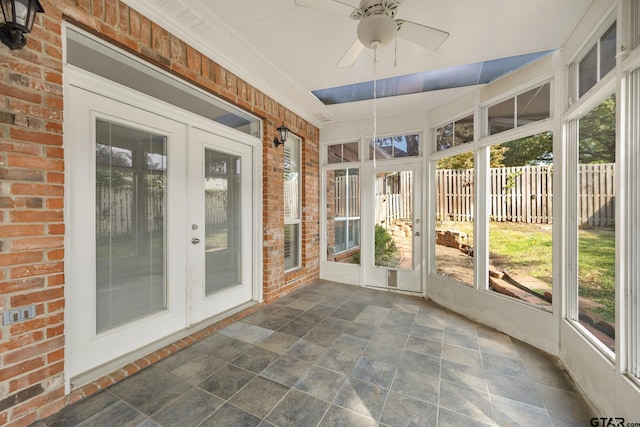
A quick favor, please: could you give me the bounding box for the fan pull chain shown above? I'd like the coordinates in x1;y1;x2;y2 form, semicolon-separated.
373;46;378;169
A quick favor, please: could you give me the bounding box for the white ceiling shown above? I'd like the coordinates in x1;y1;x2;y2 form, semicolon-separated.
125;0;594;127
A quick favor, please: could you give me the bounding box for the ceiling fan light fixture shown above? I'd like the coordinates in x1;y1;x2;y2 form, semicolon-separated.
357;14;397;49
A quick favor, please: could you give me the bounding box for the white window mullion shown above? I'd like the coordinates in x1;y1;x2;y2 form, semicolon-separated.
566;119;579;320
626;67;640;378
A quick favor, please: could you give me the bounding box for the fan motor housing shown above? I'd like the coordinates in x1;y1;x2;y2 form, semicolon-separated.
357;13;397;48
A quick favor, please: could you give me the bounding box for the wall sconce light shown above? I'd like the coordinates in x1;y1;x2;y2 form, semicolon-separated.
273;123;289;148
0;0;44;50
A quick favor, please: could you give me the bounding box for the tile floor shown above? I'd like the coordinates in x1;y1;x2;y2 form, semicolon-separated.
36;281;594;426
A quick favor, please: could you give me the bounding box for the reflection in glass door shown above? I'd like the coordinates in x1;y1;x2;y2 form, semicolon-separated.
204;148;241;294
95;119;167;333
374;171;414;270
365;165;422;293
189;128;253;324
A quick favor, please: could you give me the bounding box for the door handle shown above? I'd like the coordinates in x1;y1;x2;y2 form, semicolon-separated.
191;237;200;244
415;232;422;237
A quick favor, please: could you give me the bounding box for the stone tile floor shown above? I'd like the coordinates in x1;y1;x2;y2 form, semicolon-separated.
36;280;593;426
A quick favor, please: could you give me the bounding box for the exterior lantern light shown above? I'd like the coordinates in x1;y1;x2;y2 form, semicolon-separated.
0;0;44;50
273;123;290;148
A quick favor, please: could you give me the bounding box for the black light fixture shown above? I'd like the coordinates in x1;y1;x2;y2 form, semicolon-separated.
0;0;44;50
273;123;289;148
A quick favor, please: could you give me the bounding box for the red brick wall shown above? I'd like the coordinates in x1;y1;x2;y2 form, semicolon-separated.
0;0;319;424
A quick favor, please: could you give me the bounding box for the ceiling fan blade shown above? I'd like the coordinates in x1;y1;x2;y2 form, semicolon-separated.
396;20;449;51
337;38;365;68
294;0;357;17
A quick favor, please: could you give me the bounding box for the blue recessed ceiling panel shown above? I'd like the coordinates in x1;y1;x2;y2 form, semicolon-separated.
312;50;555;105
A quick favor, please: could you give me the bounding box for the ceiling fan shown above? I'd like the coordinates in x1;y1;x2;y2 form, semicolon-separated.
295;0;449;67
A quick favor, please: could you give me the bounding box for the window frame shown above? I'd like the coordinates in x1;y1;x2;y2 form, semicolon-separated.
284;133;302;272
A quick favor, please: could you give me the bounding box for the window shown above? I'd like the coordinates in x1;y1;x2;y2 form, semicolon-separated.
487;83;551;135
369;133;420;159
434;151;475;286
326;168;360;264
488;132;554;310
284;133;302;271
576;93;616;352
328;142;359;163
578;22;617;98
436;114;474;151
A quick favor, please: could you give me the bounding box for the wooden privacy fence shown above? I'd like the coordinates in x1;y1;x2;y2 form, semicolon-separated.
334;175;360;217
96;186;228;236
375;172;413;226
436;163;615;227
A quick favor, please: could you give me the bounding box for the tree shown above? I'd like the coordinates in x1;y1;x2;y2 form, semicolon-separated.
579;94;616;164
501;132;553;167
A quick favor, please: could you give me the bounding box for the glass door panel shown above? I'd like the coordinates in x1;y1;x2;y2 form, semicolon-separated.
204;148;241;294
95;119;168;333
374;171;414;270
189;128;253;324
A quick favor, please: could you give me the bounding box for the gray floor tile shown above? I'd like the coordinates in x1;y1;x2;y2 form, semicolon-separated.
405;335;442;358
391;368;439;405
318;404;378;427
168;353;227;385
334;378;389;420
219;321;251;337
380;311;416;334
491;395;554;427
363;340;404;365
46;281;596;427
154;345;203;372
439;380;494;425
486;371;544;408
277;319;315;337
285;338;326;363
199;403;261;427
525;360;576;391
350;356;397;388
379;391;437;427
399;350;441;377
232;324;275;344
266;389;330;427
229;376;289;418
437;408;494;427
197;334;255;362
303;325;343;347
534;382;593;421
441;343;483;369
42;391;118;426
440;359;487;392
75;401;149;427
296;304;336;325
231;345;279;373
198;364;256;400
294;365;346;402
330;333;370;354
151;387;223;427
371;329;409;347
260;354;313;386
257;331;299;354
443;329;479;350
108;367;191;415
482;352;531;381
410;323;444;342
316;348;360;375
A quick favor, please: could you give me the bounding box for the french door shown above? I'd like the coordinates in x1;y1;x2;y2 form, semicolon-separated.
66;84;256;381
188;128;253;324
363;163;423;292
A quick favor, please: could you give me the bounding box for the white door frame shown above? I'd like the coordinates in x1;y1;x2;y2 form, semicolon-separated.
362;160;423;293
64;66;263;390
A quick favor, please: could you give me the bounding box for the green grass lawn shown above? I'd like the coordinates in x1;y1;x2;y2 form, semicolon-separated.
437;221;615;322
